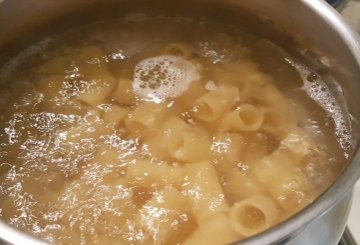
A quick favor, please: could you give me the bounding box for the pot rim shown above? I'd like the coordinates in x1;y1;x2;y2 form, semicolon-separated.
0;0;360;244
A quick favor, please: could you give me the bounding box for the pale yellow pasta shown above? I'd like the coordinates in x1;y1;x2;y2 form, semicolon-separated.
145;116;212;162
162;43;194;58
183;212;239;245
177;80;207;109
192;84;240;122
69;46;118;107
125;101;170;131
0;18;343;245
92;145;120;166
57;111;106;151
144;116;192;160
252;150;312;213
211;132;244;165
280;125;319;156
126;159;184;187
102;104;128;126
258;83;295;117
261;108;291;136
77;74;117;107
110;77;136;106
182;161;228;223
167;127;212;162
229;195;278;237
53;176;135;235
225;170;265;203
36;75;64;97
220;104;264;131
211;61;271;85
130;186;189;244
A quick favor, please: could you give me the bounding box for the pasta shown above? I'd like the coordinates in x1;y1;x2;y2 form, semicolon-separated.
126;160;184;187
220;104;264;131
102;104;128;126
36;75;64;98
110;77;136;106
183;212;239;245
252;150;312;213
192;84;240;122
229;196;278;236
182;161;229;223
0;16;347;245
145;116;212;162
162;43;194;59
225;169;265;203
129;186;190;244
125;101;170;132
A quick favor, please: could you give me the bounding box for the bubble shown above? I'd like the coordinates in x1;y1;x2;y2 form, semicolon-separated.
285;58;352;156
306;72;319;83
133;55;200;101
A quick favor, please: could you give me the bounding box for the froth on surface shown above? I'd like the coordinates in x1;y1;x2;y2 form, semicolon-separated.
286;58;352;157
133;55;200;101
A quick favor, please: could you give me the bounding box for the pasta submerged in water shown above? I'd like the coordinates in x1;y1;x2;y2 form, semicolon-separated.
0;16;350;245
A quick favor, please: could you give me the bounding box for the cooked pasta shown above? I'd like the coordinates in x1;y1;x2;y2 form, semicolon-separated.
126;160;184;187
182;161;229;223
220;104;264;131
192;84;240;122
110;77;137;106
0;15;348;245
102;104;128;126
183;212;239;245
125;101;170;131
128;186;190;244
162;43;194;59
229;196;278;236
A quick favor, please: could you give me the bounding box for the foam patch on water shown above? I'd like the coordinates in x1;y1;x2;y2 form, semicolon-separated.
286;58;352;157
133;55;200;101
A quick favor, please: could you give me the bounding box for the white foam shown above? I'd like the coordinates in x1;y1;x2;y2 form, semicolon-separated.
133;55;200;101
285;58;352;157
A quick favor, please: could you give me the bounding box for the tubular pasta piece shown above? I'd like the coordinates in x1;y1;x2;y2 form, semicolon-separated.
126;160;184;187
143;116;191;160
72;46;118;107
253;150;312;213
192;84;240;122
182;161;228;223
211;132;244;165
225;170;265;203
229;195;278;237
77;75;117;107
183;212;239;245
145;116;212;162
125;101;170;132
36;75;64;98
177;80;207;109
167;127;212;162
129;186;190;244
110;77;136;106
102;105;128;126
280;125;319;157
162;43;194;59
220;104;264;131
258;83;294;117
210;61;271;87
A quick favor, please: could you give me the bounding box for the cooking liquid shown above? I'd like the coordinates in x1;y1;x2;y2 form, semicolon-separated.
0;16;351;244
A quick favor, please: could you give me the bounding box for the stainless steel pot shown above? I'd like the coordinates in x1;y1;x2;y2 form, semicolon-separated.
0;0;360;244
